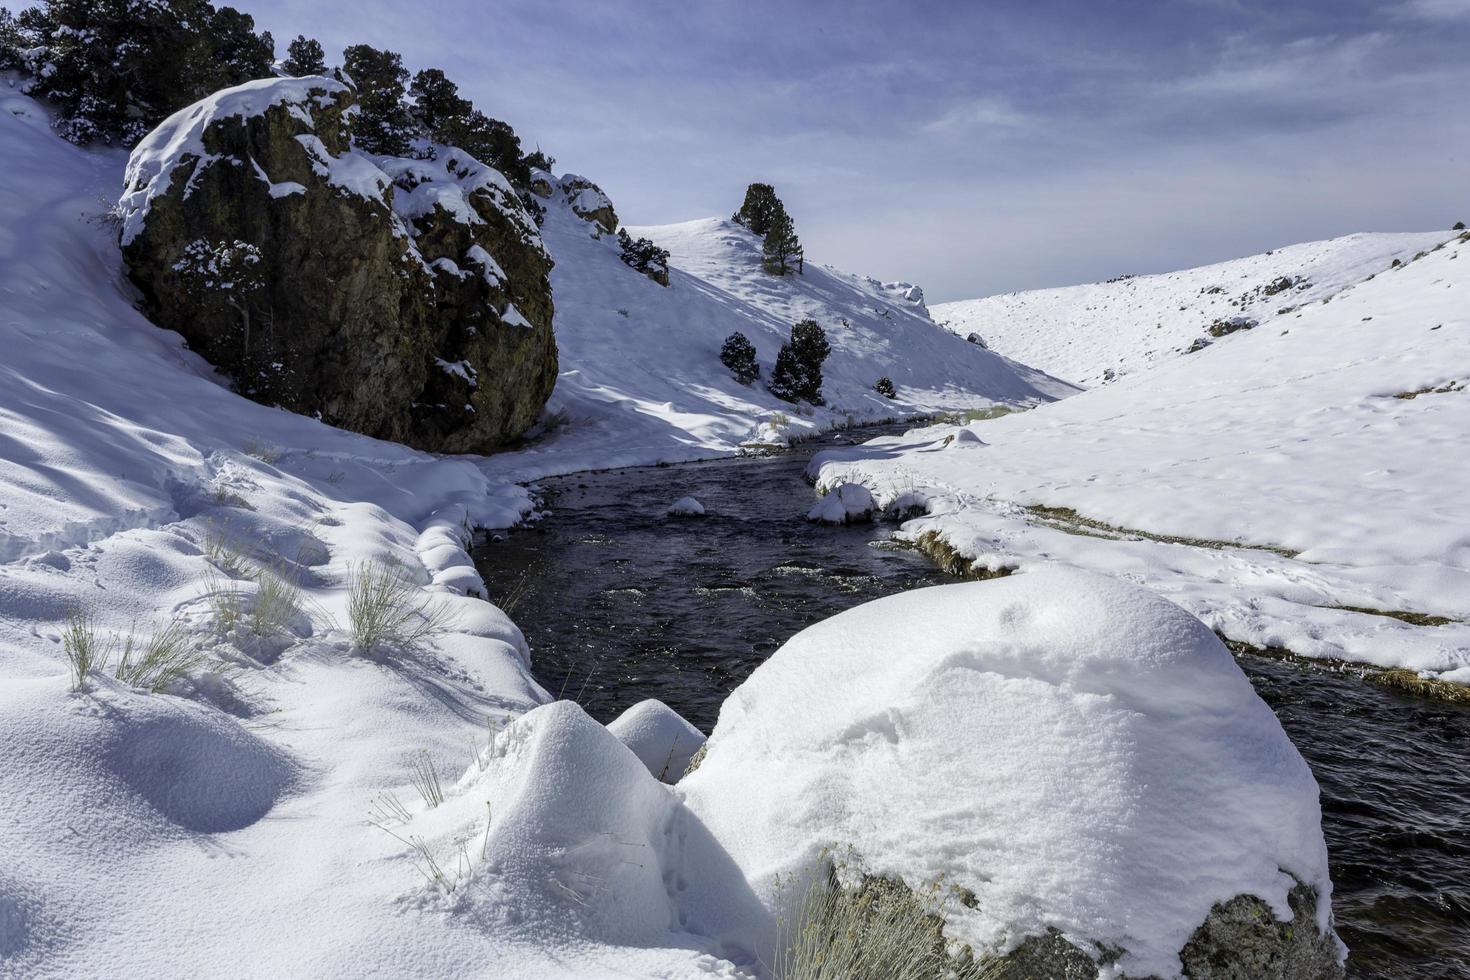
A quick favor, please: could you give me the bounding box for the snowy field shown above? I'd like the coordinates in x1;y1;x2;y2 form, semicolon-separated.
813;231;1470;686
935;231;1448;388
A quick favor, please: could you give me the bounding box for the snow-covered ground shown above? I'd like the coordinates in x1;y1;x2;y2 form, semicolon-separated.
813;232;1470;685
0;78;1070;978
935;232;1449;387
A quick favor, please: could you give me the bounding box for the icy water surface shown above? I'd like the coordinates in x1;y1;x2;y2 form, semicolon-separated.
473;427;1470;978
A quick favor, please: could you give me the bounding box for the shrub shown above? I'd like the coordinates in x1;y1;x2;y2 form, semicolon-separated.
347;560;455;653
733;182;783;235
1455;221;1466;231
616;229;670;285
524;148;555;173
13;0;274;145
282;35;325;76
769;319;830;404
874;376;896;399
720;332;760;385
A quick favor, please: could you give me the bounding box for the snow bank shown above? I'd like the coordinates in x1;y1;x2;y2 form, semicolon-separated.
607;698;707;781
681;564;1337;977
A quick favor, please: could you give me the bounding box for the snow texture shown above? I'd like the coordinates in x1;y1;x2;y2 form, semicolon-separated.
681;565;1337;978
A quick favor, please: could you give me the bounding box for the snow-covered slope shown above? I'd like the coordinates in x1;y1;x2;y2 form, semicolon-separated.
486;203;1072;479
813;229;1470;684
935;232;1448;387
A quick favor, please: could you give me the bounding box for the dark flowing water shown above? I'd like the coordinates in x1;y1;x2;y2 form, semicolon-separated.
474;428;1470;978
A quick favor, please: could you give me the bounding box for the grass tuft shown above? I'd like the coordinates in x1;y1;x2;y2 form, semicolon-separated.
62;609;113;691
347;560;455;653
409;749;445;808
776;856;998;980
115;616;203;693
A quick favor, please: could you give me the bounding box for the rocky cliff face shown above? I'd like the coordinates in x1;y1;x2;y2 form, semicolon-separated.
118;76;556;453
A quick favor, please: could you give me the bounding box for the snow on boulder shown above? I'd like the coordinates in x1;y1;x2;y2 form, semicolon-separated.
946;426;984;447
559;173;618;235
806;482;876;525
666;495;706;518
118;75;556;453
607;699;707;782
680;564;1342;978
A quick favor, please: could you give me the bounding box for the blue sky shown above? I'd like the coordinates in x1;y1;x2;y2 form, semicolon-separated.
238;0;1470;300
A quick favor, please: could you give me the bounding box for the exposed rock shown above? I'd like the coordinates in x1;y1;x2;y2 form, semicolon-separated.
118;76;556;453
1178;882;1343;980
1207;316;1259;338
559;173;617;235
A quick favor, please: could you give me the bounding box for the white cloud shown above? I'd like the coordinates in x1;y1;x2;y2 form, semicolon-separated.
1398;0;1470;21
921;97;1029;135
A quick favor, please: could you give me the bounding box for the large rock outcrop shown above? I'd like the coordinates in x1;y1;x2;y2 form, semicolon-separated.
118;76;556;453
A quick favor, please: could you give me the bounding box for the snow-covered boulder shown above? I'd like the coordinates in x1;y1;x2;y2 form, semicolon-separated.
559;173;618;235
666;495;706;518
946;426;984;447
680;565;1343;978
806;482;876;525
118;76;556;453
606;698;707;782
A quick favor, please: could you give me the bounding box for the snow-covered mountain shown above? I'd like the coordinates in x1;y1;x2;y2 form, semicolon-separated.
813;227;1470;684
935;232;1449;387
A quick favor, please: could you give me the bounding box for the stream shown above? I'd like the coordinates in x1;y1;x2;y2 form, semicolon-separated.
473;426;1470;978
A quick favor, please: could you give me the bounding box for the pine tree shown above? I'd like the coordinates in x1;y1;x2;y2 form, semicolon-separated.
283;35;325;76
14;0;273;145
874;376;896;399
720;332;760;385
734;182;788;236
761;204;802;276
341;44;414;155
524;148;555;173
409;68;470;133
768;319;829;404
0;8;22;71
438;109;529;184
616;230;670;285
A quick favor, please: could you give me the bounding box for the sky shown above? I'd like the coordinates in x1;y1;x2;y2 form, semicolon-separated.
234;0;1470;301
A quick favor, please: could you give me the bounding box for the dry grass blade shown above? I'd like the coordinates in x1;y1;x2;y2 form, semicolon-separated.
409;749;445;808
252;563;303;637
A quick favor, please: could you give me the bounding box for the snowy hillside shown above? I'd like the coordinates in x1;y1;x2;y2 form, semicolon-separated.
813;228;1470;686
0;80;1076;978
487;204;1072;478
935;232;1448;387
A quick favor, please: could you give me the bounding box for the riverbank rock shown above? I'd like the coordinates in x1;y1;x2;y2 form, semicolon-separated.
679;564;1344;978
606;698;706;782
667;496;706;517
806;482;875;524
117;76;556;453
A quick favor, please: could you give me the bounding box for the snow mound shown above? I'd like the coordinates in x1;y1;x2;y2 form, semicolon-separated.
680;564;1336;978
806;482;875;525
607;698;707;781
936;231;1449;387
101;688;298;832
666;495;707;518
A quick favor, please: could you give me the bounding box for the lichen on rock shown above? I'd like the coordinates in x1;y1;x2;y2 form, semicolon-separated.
118;75;556;453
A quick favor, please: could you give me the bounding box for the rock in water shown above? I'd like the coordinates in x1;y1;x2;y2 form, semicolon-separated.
679;564;1344;978
117;76;556;453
